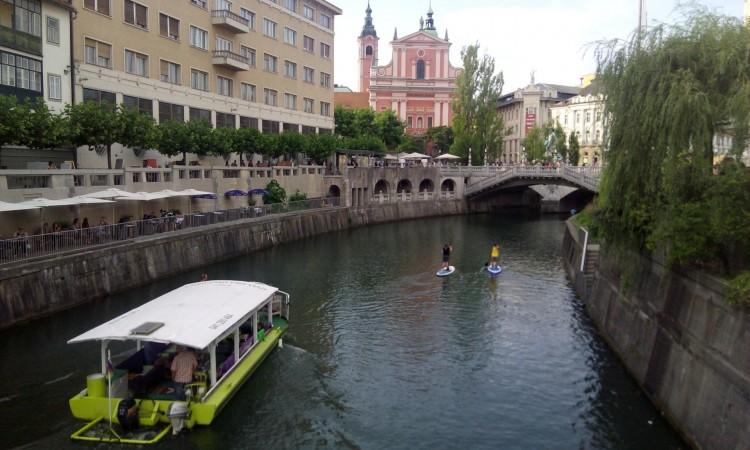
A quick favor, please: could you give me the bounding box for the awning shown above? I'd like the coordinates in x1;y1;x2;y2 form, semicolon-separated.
402;152;431;159
435;154;461;160
248;189;268;195
224;190;248;197
383;154;398;160
178;189;217;199
18;197;113;208
78;188;142;199
68;280;279;350
0;201;41;212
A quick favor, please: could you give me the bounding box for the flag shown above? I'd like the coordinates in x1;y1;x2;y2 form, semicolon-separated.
106;354;114;378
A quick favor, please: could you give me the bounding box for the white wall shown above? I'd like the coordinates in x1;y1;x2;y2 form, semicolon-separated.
42;1;72;113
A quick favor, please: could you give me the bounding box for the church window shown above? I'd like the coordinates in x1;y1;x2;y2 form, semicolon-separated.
416;59;425;80
365;45;373;56
417;117;423;129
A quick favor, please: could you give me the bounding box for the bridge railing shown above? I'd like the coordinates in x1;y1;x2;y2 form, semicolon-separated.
463;165;602;196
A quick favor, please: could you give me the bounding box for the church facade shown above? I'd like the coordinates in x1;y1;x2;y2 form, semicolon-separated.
357;3;460;136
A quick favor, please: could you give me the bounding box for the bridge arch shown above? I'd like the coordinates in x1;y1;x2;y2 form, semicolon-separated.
419;179;435;192
441;179;456;192
397;179;412;193
327;185;341;197
374;179;390;194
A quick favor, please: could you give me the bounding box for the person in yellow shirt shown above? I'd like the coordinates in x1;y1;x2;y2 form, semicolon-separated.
490;243;500;269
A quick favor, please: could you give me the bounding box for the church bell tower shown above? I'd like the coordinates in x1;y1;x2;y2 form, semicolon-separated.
358;1;378;92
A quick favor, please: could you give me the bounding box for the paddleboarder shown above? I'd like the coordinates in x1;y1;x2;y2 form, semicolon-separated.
442;243;453;270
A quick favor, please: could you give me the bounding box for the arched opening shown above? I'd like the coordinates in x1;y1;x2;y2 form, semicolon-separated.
374;179;390;194
419;179;434;192
365;45;373;56
397;179;412;193
417;117;423;129
441;179;455;192
327;185;341;197
416;59;425;80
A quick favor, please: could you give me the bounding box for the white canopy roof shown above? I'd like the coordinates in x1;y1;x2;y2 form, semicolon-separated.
79;188;142;199
178;188;216;197
114;191;174;201
435;153;461;160
382;154;398;160
402;152;432;159
68;280;278;350
0;201;41;212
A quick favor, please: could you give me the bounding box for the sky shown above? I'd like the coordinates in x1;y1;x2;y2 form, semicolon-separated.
332;0;742;94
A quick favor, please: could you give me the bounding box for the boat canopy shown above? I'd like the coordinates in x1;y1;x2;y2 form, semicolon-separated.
68;281;278;350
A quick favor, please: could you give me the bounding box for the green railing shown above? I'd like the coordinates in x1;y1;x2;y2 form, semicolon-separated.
0;24;42;56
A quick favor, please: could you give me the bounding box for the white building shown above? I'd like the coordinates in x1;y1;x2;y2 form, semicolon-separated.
550;82;604;166
42;0;73;112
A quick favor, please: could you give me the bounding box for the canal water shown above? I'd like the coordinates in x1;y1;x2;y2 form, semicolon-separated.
0;215;685;450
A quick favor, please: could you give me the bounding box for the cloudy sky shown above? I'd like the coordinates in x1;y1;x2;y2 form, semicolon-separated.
332;0;741;94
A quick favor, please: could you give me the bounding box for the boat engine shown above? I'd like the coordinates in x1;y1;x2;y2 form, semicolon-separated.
167;401;190;435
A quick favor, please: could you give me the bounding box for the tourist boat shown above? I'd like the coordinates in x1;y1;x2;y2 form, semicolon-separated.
67;280;290;444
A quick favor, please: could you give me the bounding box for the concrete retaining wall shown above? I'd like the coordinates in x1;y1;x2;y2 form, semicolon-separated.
562;223;750;450
0;200;467;330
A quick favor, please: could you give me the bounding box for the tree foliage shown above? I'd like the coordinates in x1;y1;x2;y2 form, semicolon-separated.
398;135;426;153
334;106;404;150
373;109;404;149
118;105;157;155
568;132;580;166
344;134;385;153
234;127;263;162
264;179;286;204
306;133;338;163
66;101;122;168
0;95;24;147
155;120;191;161
596;8;750;273
22;98;67;150
451;44;505;163
426;126;454;155
522;126;545;163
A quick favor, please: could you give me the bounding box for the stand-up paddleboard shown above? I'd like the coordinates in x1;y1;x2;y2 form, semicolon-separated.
486;265;503;275
436;266;456;277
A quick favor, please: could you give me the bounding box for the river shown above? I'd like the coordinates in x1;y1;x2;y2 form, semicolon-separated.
0;214;684;449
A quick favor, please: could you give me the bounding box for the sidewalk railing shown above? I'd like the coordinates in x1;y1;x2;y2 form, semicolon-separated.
0;197;341;265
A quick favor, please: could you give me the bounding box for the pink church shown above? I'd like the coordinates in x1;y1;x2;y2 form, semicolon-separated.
358;3;461;136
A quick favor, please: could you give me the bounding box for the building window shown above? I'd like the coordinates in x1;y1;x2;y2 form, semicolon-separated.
285;93;296;110
416;59;425;80
320;102;330;117
47;73;61;100
263;19;277;38
303;35;314;53
124;49;148;77
427;116;433;128
240;116;258;129
190;0;207;9
159;14;179;40
303;97;313;113
320;42;330;59
82;87;116;106
417;117;423;129
240;8;255;29
84;0;110;16
189;107;210;122
84;38;112;68
216;0;231;10
284;60;296;78
264;53;277;73
190;26;208;50
215;36;232;51
46;16;59;44
123;95;152;115
241;82;256;101
284;0;297;12
284;27;297;46
303;4;314;20
160;60;181;84
217;76;232;96
303;66;314;83
365;45;373;56
216;112;235;128
191;69;208;91
262;119;279;134
264;88;277;106
124;0;148;29
320;72;330;88
586;110;591;123
319;13;331;29
407;116;412;128
241;46;256;66
159;101;184;123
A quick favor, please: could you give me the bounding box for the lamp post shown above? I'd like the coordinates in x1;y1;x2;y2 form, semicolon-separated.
484;147;488;166
468;147;472;167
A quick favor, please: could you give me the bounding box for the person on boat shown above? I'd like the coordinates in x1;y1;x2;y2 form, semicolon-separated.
490;243;501;269
171;346;198;399
441;243;453;270
117;393;139;431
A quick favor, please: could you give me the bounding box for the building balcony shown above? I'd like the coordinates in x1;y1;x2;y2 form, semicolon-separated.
211;10;250;33
211;50;250;71
0;24;42;56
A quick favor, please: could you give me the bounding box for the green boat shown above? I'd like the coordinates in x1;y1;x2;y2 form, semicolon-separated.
67;280;290;444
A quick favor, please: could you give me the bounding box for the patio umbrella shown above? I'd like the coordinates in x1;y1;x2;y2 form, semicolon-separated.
435;153;460;160
224;190;248;197
78;188;141;199
0;201;41;212
248;189;268;195
383;154;398;160
18;197;113;230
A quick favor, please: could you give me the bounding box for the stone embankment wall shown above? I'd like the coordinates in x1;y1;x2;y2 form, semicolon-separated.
0;200;466;330
563;222;750;450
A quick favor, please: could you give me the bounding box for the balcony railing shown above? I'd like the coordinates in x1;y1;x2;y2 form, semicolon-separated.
211;50;250;70
0;24;42;56
211;9;250;33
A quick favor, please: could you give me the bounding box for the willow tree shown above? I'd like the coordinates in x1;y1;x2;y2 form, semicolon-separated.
596;8;750;274
451;44;505;164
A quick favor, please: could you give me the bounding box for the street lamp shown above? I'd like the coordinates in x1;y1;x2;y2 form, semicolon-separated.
468;147;472;166
484;147;488;166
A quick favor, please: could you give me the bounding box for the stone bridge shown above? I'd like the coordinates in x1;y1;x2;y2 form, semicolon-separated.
440;166;601;198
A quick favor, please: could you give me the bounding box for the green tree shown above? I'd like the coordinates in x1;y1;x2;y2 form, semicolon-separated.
260;133;281;160
451;44;505;164
374;109;404;149
398;135;426;153
426;126;454;155
306;133;338;164
264;179;286;204
353;108;377;136
277;131;307;160
334;106;357;138
568;132;580;166
596;8;750;272
0;96;25;147
118;105;157;157
522;126;546;163
543;122;568;162
21;98;67;150
155;120;192;163
234;126;262;163
211;127;238;160
186;119;214;158
344;134;386;153
66;101;122;169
